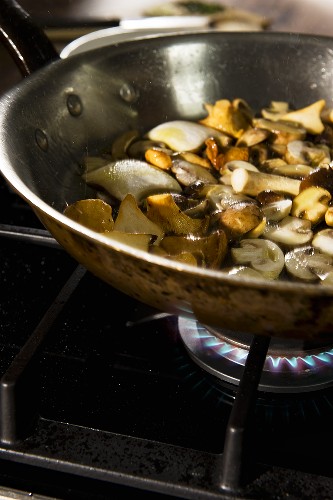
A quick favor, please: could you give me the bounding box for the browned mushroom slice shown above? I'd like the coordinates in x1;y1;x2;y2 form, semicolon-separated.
199;99;251;139
261;101;290;121
83;159;182;203
291;186;331;225
231;238;285;279
285;246;333;282
263;216;313;246
279;99;326;134
171;158;217;186
236;127;270;147
299;165;333;194
253;118;307;145
146;193;209;236
145;148;173;170
218;201;263;240
64;198;114;233
159;230;227;268
104;231;153;251
114;193;164;243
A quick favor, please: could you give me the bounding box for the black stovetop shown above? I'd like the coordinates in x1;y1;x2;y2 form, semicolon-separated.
1;154;333;500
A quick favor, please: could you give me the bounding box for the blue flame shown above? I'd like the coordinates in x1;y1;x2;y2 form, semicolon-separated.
196;325;333;372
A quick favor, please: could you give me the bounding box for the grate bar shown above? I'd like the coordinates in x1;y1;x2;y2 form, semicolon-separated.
0;224;60;248
0;265;86;444
218;334;271;492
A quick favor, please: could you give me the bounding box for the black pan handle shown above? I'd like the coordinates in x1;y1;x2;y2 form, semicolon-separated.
0;0;59;77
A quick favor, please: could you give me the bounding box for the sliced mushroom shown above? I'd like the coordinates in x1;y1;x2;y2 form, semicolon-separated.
231;168;301;197
219;159;259;185
159;230;228;269
104;231;153;251
280;99;326;134
231;238;285;279
171;158;217;186
83;159;182;203
199;99;251;139
312;228;333;256
291;186;331;225
262;158;314;179
64;198;114;233
299;165;333;194
145;148;172;170
261;101;289;121
253;118;307;145
261;198;292;222
114;193;164;243
218;202;263;240
285;246;333;282
236;127;270;147
146;193;209;236
263;215;313;246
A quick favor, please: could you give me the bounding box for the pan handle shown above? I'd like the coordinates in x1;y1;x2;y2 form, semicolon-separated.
0;0;59;77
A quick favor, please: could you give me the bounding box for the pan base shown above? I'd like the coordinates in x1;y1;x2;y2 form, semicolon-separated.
178;317;333;393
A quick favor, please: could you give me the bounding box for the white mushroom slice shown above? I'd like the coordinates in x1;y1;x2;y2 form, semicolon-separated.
312;228;333;256
291;186;331;225
147;120;222;152
280;99;326;134
83;159;182;203
225;265;264;279
231;168;301;197
262;199;292;222
220;160;259;185
285;246;333;282
231;238;285;279
263;216;313;246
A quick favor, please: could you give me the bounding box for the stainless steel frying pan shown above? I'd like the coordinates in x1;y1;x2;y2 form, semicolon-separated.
1;0;333;341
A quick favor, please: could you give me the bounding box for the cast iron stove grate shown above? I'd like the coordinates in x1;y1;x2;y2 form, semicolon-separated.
0;181;333;499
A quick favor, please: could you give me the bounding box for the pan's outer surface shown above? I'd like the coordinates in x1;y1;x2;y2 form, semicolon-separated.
1;29;333;340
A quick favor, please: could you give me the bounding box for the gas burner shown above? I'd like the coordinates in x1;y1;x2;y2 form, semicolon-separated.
178;317;333;393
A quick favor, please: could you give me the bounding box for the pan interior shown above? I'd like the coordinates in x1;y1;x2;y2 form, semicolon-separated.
1;31;333;213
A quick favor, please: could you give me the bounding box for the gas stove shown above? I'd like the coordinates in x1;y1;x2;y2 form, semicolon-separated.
1;2;333;498
1;140;333;500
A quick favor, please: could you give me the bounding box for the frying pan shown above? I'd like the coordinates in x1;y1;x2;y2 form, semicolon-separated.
1;0;333;342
